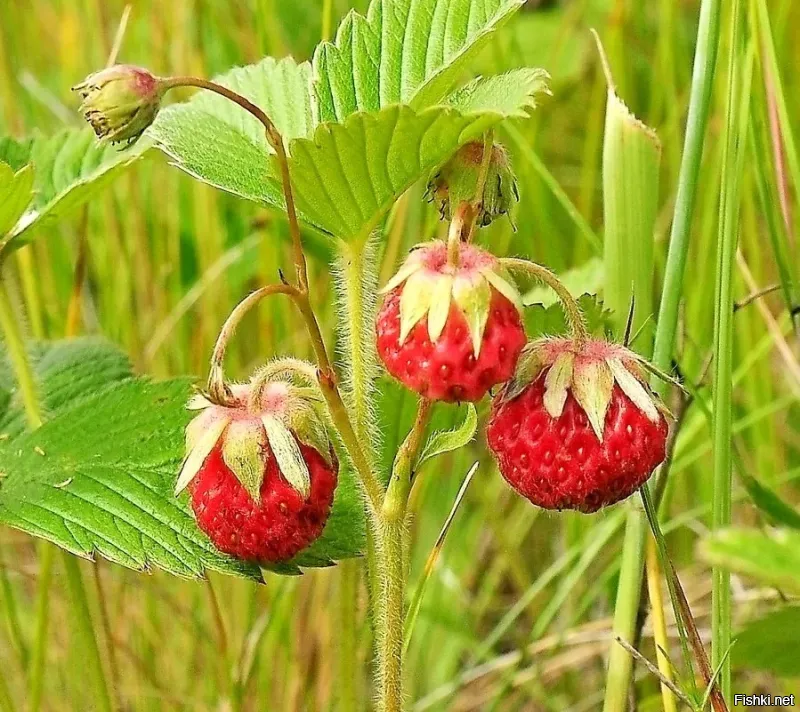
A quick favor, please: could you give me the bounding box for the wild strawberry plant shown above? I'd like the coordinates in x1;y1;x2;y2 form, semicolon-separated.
0;0;773;710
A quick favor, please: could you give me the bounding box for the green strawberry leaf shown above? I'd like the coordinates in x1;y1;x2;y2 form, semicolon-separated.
152;66;547;242
0;377;262;580
698;528;800;596
0;129;147;255
418;403;478;468
524;294;614;340
150;57;312;210
148;0;545;243
0;337;133;439
0;162;34;238
0;338;370;579
313;0;525;122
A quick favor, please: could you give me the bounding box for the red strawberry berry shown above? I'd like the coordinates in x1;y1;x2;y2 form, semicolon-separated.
487;338;669;512
176;374;337;562
376;241;526;402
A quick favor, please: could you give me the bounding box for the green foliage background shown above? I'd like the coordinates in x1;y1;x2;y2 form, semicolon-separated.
0;0;798;709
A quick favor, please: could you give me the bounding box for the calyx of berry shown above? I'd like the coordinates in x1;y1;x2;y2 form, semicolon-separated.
427;141;519;227
502;337;669;441
176;365;333;503
73;65;165;144
380;240;522;357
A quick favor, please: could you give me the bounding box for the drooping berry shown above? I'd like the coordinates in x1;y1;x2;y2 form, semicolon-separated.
175;371;337;562
376;241;526;402
487;338;669;512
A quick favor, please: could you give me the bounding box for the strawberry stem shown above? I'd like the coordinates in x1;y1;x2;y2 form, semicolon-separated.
206;283;299;406
378;398;433;712
159;76;309;293
501;258;589;344
446;201;475;266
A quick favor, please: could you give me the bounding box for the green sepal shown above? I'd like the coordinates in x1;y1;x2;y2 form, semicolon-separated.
452;273;492;357
222;419;268;504
262;415;311;500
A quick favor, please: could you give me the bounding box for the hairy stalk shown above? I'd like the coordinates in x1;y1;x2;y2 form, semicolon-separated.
605;0;722;705
500;258;589;343
337;560;360;711
378;400;432;712
334;241;381;464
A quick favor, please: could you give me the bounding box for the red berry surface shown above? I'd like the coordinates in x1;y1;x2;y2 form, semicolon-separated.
487;372;668;512
189;442;337;562
376;287;525;402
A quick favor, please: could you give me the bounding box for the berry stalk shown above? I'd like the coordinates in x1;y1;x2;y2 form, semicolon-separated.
377;399;432;712
158;76;310;293
500;258;589;343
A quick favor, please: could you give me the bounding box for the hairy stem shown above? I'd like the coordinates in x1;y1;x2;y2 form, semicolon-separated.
500;258;589;343
377;400;432;712
337;560;360;711
335;242;381;465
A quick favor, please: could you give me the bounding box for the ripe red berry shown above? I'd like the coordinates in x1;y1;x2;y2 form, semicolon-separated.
176;376;337;562
487;338;669;512
376;241;526;402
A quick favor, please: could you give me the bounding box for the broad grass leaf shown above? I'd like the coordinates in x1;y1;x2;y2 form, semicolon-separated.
734;606;800;677
698;528;800;595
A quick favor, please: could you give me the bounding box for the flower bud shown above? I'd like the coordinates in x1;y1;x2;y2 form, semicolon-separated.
427;141;519;227
73;65;164;145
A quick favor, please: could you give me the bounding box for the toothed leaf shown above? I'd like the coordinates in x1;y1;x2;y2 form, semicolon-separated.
0;162;34;238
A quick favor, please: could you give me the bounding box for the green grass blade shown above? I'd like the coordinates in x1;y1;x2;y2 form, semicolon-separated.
711;1;751;700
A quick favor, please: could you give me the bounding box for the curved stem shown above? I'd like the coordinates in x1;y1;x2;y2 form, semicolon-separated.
206;283;298;404
205;283;384;516
159;76;308;292
501;258;589;343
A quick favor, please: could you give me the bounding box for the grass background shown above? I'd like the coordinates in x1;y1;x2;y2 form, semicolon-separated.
1;0;799;709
